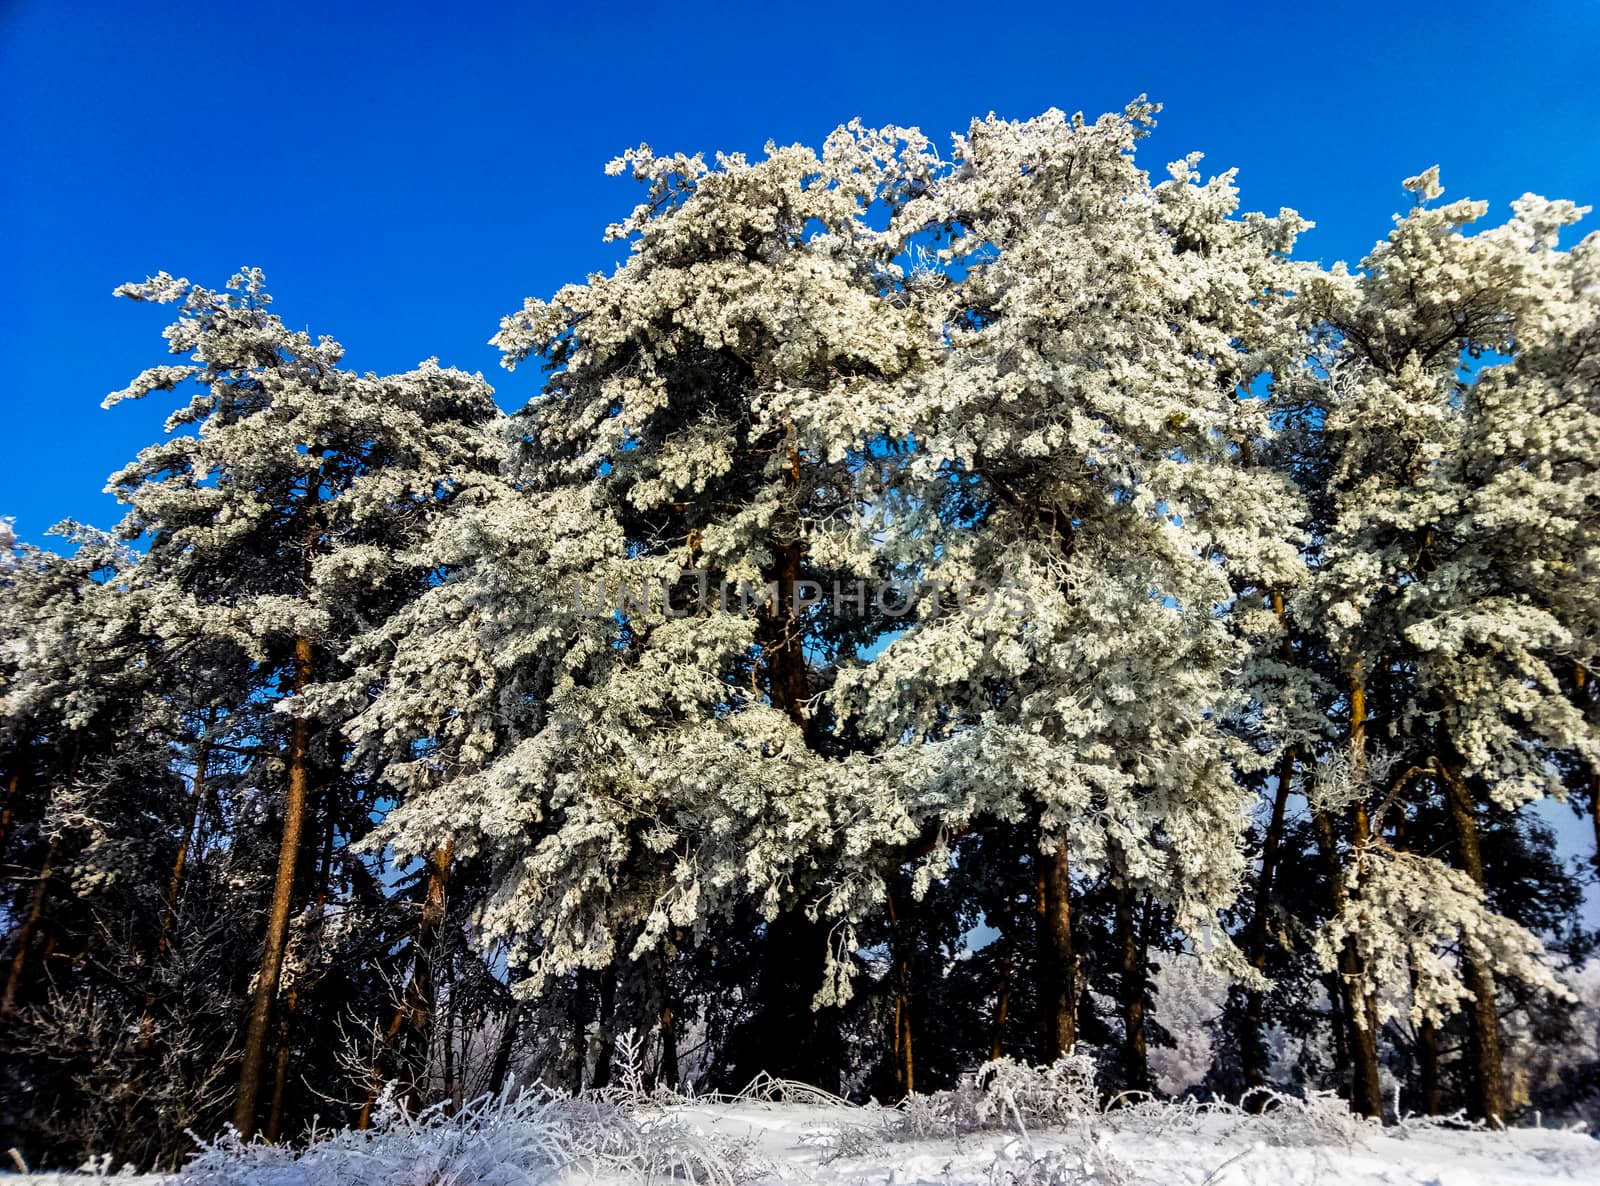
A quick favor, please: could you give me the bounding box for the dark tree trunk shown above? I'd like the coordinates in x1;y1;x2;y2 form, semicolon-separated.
1;736;82;1025
1441;763;1507;1126
1039;839;1076;1059
1115;876;1148;1093
990;936;1012;1061
591;963;617;1088
1417;1013;1441;1116
1;835;59;1024
657;956;679;1090
0;768;18;853
1242;742;1295;1096
1312;804;1383;1117
235;633;315;1137
358;839;455;1128
488;1002;522;1097
742;911;841;1091
886;892;914;1096
264;986;298;1142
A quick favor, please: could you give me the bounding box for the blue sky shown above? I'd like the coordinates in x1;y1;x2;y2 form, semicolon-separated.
3;0;1598;542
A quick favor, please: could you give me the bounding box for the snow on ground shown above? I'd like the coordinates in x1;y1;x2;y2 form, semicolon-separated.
8;1073;1599;1185
662;1098;1600;1185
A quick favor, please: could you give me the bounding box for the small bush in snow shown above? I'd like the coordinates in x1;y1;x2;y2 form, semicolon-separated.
178;1086;749;1186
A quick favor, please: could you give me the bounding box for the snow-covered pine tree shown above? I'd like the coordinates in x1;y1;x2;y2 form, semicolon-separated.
829;100;1310;1062
101;270;499;1136
362;124;954;1089
1297;170;1596;1123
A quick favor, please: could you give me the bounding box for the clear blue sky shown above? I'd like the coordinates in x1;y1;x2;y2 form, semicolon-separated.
3;0;1597;543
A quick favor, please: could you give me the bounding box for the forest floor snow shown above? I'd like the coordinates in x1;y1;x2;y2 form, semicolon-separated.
10;1081;1600;1184
662;1098;1600;1184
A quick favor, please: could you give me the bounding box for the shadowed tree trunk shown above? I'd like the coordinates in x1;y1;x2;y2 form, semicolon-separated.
488;1001;522;1097
1577;663;1600;874
656;955;679;1090
1;735;81;1026
1243;742;1295;1097
357;838;455;1128
1331;665;1395;1120
1114;873;1148;1093
990;934;1013;1061
886;892;915;1096
1440;761;1507;1126
743;481;840;1091
0;768;18;853
1040;838;1076;1059
234;632;316;1137
591;963;618;1089
159;728;213;958
0;836;59;1024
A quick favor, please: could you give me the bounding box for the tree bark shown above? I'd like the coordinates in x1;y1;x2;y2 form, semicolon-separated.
1440;762;1508;1126
1039;838;1076;1059
1337;665;1385;1117
1577;663;1600;875
1416;1012;1441;1115
886;892;914;1096
1312;804;1383;1115
0;768;18;853
657;956;679;1090
234;632;315;1138
1115;875;1148;1093
158;730;213;960
1243;743;1294;1095
264;986;298;1142
591;964;617;1088
357;838;455;1127
0;835;60;1024
990;936;1012;1061
1;736;83;1025
488;1002;521;1097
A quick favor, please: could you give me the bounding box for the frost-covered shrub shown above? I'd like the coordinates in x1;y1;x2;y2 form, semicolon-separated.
975;1054;1101;1130
883;1054;1101;1142
178;1087;749;1186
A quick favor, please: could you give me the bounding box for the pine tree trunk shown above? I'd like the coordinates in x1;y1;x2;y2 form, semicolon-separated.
1393;811;1441;1117
0;768;18;853
1440;763;1508;1126
264;985;298;1142
1576;664;1600;875
488;1002;521;1096
1040;839;1076;1059
0;835;59;1024
746;911;841;1091
1243;743;1294;1095
591;964;617;1089
1;736;83;1025
745;471;843;1091
137;727;218;1054
1417;1013;1441;1115
442;989;459;1115
657;1003;678;1088
1312;805;1382;1116
569;968;591;1092
358;838;454;1127
1340;665;1385;1117
234;632;314;1138
1115;875;1148;1093
158;732;212;960
990;938;1012;1061
886;892;914;1096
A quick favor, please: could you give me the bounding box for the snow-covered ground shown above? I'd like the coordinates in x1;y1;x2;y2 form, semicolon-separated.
12;1080;1598;1186
669;1098;1600;1185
